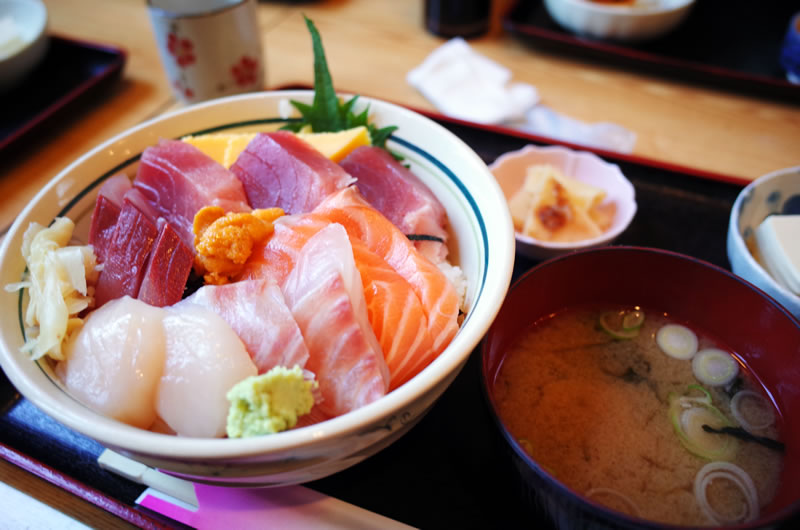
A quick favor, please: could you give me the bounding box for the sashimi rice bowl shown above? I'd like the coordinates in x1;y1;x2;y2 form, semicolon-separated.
0;90;515;485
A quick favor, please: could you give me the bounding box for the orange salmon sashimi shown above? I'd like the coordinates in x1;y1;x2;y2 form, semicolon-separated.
241;213;435;390
314;187;460;356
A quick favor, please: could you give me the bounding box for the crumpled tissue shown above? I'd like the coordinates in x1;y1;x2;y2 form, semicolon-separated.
407;38;637;154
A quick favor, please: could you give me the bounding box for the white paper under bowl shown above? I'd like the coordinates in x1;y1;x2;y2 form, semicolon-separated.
0;90;515;486
543;0;696;42
727;165;800;319
490;144;636;261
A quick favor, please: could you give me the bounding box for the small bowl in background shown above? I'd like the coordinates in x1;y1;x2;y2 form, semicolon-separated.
482;246;800;529
727;165;800;319
490;144;636;260
543;0;696;42
0;0;48;92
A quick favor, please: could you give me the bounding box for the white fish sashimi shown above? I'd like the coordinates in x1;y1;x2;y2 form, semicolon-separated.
282;223;389;417
157;304;257;438
57;296;166;429
178;279;310;374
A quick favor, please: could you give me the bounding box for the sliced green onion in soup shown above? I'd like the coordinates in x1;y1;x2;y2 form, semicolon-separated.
668;386;737;460
656;323;698;360
692;348;739;387
599;308;645;340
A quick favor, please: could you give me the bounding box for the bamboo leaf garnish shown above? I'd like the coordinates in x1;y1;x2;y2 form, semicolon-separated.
282;16;398;149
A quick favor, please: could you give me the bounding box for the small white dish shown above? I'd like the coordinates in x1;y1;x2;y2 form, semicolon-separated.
0;90;515;486
0;0;48;92
543;0;696;42
490;144;637;260
727;165;800;319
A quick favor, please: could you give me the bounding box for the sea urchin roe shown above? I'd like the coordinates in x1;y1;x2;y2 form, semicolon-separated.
4;217;99;361
192;206;284;285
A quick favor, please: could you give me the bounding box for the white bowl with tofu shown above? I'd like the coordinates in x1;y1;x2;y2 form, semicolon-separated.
490;144;637;260
727;165;800;319
0;89;515;485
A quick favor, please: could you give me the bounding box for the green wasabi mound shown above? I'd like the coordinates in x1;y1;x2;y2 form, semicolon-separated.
226;366;316;438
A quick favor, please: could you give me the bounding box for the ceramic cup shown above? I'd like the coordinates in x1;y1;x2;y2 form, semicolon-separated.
147;0;264;104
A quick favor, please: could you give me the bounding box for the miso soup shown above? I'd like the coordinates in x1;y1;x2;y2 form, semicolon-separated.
493;304;784;527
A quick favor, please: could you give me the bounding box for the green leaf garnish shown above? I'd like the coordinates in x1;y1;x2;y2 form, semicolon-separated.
282;16;397;149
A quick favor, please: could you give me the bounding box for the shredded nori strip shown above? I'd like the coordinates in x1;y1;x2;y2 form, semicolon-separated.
406;234;444;243
702;424;785;452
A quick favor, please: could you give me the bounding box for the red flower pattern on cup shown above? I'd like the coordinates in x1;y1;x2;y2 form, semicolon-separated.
167;32;196;68
231;55;259;87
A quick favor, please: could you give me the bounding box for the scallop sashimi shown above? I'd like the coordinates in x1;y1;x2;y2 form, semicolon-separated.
57;296;166;430
315;187;460;355
178;279;310;374
229;131;355;214
133;139;251;247
340;146;450;263
243;213;435;390
157;304;257;438
281;223;389;417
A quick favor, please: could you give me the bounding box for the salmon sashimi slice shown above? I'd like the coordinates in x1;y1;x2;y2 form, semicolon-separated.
340;146;450;264
177;279;310;375
229;131;355;214
314;187;460;356
281;223;388;417
133;139;251;248
243;213;435;390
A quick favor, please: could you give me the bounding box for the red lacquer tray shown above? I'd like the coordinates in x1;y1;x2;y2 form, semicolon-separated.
2;108;796;528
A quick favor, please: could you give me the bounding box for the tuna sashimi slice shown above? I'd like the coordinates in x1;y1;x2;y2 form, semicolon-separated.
229;131;355;214
88;195;121;264
137;223;194;307
178;279;310;374
340;146;450;263
315;187;460;356
93;198;159;308
96;173;132;208
243;214;435;390
133;139;251;247
281;223;388;417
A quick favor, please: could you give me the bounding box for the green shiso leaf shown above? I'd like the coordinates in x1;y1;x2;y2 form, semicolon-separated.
282;16;397;149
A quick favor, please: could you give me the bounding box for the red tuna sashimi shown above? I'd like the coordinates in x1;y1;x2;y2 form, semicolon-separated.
133;140;251;247
88;174;134;263
340;146;450;263
315;187;460;356
88;195;120;264
242;214;434;390
137;223;194;307
281;223;388;417
93;199;159;308
178;279;310;374
96;173;132;208
229;131;355;213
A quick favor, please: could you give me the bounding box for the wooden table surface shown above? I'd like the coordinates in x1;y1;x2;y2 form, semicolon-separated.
1;0;798;526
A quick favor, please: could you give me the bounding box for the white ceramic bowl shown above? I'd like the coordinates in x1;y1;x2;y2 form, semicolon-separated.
727;165;800;319
0;0;48;92
490;144;636;261
0;90;515;486
543;0;695;42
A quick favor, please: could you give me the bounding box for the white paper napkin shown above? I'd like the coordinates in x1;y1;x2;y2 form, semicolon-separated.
407;38;637;154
